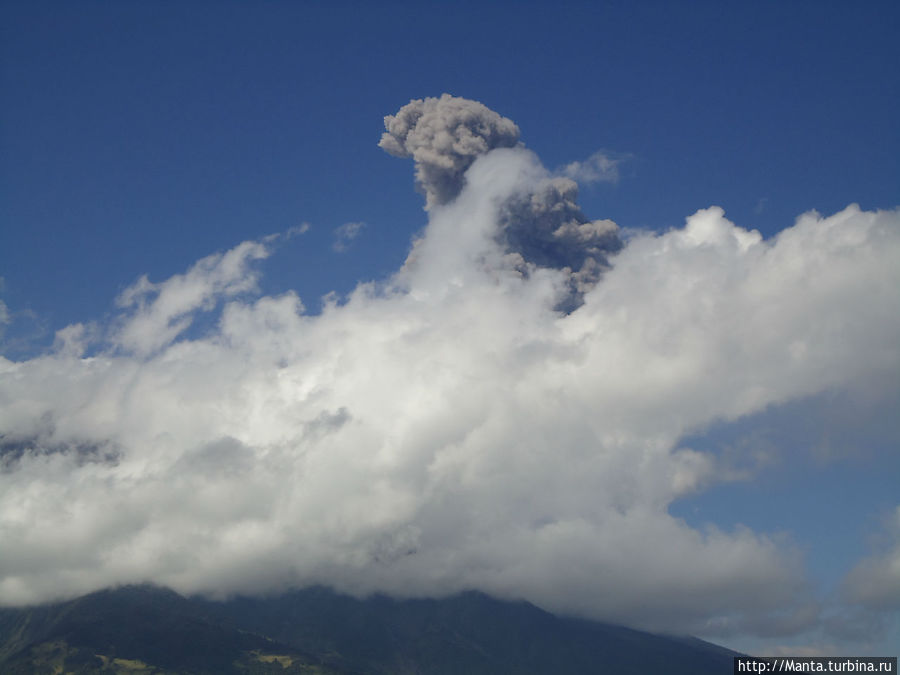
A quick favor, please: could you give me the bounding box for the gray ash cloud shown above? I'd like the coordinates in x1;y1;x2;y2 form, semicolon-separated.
379;93;521;209
381;94;622;309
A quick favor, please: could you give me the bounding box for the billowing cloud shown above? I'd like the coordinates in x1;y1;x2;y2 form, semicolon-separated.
383;95;622;310
0;97;899;642
379;93;521;209
112;240;271;356
497;173;621;309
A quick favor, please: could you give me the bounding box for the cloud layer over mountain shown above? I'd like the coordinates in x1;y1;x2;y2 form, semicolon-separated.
1;96;898;640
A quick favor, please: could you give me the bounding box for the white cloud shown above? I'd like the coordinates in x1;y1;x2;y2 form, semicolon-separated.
842;506;900;611
112;240;270;356
333;221;366;252
0;119;898;641
0;277;10;337
561;150;623;184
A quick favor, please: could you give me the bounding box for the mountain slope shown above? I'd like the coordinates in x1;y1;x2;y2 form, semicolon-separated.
0;585;739;674
0;585;349;674
199;587;739;674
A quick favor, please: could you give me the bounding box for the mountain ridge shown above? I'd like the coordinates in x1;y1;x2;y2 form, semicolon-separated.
0;584;740;674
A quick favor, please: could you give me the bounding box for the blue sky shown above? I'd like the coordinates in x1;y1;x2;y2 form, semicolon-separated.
3;1;897;341
1;0;899;658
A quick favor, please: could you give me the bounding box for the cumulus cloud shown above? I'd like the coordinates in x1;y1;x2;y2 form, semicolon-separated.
112;239;271;356
0;98;899;642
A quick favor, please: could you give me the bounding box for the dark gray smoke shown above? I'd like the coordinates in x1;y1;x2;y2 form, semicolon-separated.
379;94;521;209
499;176;622;310
381;94;622;309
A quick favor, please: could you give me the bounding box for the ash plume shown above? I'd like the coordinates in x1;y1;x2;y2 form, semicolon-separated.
498;175;622;310
381;94;622;309
379;93;521;209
